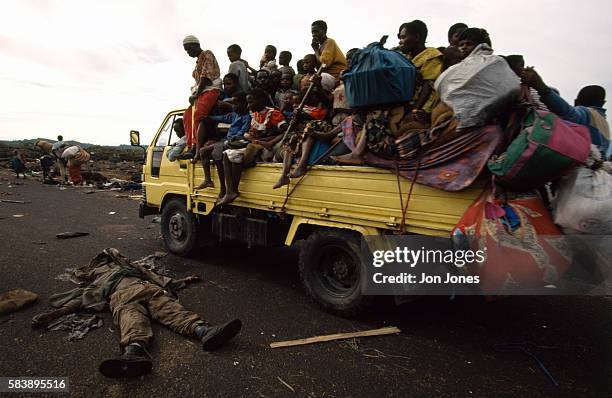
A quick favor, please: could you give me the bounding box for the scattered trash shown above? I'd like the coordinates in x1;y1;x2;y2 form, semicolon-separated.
56;232;90;239
85;190;96;194
277;377;295;393
0;199;29;204
129;195;144;200
108;211;116;215
0;289;38;315
151;216;161;224
494;342;559;387
114;194;129;198
12;214;24;218
97;178;142;192
47;313;103;341
269;326;401;349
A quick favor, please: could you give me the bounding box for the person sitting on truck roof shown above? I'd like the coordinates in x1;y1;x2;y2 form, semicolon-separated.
311;20;347;80
253;69;276;107
196;92;251;197
216;88;287;205
166;118;188;162
522;69;610;158
226;44;251;93
270;69;283;94
222;73;240;100
298;54;318;92
398;20;444;116
447;22;468;48
275;73;298;113
278;51;295;78
457;27;492;60
273;85;329;189
260;45;278;72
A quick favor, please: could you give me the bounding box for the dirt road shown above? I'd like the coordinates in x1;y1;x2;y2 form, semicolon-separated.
0;174;610;397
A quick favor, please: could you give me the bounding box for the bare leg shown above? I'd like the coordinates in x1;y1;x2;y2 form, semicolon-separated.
273;148;292;189
215;159;226;199
192;122;209;163
290;137;315;178
331;130;366;165
218;155;242;205
196;146;215;189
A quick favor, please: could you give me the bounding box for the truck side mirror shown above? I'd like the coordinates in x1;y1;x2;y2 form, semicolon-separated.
130;130;140;146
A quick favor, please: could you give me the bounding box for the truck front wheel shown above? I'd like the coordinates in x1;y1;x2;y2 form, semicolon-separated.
299;229;373;317
161;198;198;256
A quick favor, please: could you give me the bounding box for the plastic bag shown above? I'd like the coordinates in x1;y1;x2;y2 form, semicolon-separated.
434;44;521;130
553;147;612;234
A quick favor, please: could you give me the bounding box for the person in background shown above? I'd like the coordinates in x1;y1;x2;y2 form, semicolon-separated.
260;45;278;72
447;22;468;48
167;118;188;162
10;149;28;179
398;20;444;117
39;155;55;183
331;48;359;124
310;20;347;79
51;134;68;183
226;44;251;93
61;145;90;185
522;69;610;158
457;27;492;60
278;51;295;77
196;92;251;199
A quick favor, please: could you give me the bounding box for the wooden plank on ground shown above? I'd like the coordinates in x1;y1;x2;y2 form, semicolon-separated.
269;326;401;349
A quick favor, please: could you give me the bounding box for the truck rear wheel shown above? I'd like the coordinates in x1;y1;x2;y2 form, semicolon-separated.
161;198;198;256
299;229;373;317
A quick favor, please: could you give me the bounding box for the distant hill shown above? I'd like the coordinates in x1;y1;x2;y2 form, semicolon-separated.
0;138;145;162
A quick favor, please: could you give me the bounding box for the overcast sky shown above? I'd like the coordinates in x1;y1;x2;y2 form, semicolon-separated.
1;0;611;146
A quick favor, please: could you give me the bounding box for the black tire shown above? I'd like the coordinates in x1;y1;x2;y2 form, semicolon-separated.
299;229;373;317
160;198;198;256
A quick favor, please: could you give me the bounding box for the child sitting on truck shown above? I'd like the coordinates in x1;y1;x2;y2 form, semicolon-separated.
273;87;329;189
195;92;251;200
216;88;287;205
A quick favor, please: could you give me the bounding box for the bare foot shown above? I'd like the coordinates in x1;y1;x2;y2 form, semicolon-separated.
217;192;239;205
273;175;290;189
215;190;227;204
289;166;307;178
196;180;214;190
331;152;365;166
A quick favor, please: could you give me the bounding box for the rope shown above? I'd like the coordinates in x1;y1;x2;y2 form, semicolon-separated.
398;155;422;233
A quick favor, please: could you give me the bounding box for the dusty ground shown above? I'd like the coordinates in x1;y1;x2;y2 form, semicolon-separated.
0;169;610;397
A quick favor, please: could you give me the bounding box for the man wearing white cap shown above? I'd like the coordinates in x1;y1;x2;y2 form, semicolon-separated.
183;35;221;95
182;35;222;158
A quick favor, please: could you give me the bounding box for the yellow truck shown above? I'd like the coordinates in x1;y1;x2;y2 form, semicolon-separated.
131;109;482;316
